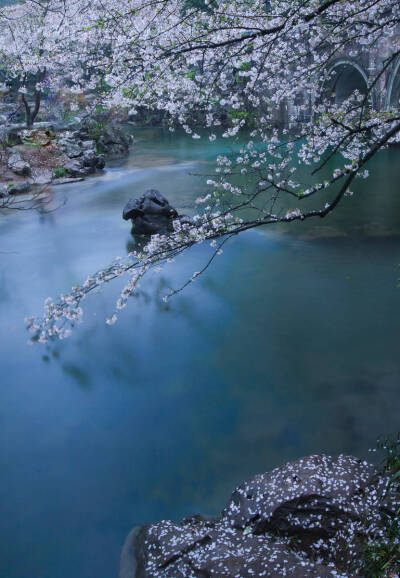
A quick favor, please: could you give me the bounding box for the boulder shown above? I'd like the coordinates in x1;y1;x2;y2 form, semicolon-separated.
7;151;31;176
125;517;344;578
20;128;56;146
222;454;379;535
1;181;31;196
76;119;133;157
96;154;106;170
81;140;96;150
97;123;132;156
56;131;106;177
0;124;23;146
120;455;400;577
123;190;192;236
82;149;98;168
7;181;31;195
63;159;91;177
122;197;144;220
58;138;83;159
130;214;176;236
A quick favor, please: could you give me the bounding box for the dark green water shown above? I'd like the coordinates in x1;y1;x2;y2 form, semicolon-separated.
0;128;399;578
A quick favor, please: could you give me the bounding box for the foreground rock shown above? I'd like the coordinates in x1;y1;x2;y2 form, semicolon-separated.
123;190;193;235
120;455;400;577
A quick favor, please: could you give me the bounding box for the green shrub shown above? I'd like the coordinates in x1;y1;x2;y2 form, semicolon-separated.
22;141;41;148
362;512;400;577
87;120;105;141
361;433;400;577
52;166;68;179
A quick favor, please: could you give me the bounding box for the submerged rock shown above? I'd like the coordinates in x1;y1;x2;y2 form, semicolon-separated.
120;454;400;577
123;190;193;236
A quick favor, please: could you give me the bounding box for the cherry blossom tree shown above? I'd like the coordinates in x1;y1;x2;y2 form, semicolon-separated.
0;0;105;127
0;1;57;127
24;0;400;342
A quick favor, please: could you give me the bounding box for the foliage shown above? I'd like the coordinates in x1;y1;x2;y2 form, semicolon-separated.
182;0;218;13
378;433;400;476
22;141;42;148
361;434;400;577
87;120;105;141
362;511;400;577
0;1;98;127
52;166;68;179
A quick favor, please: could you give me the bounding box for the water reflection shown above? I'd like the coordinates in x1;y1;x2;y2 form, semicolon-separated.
62;364;92;389
126;235;149;253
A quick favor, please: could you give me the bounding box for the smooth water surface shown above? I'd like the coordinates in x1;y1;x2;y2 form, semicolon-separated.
0;128;400;578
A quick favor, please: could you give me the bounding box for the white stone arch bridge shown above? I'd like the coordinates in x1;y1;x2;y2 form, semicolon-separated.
282;41;400;125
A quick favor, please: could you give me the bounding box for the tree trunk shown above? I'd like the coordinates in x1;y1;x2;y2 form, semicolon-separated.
21;94;32;128
21;90;41;129
31;90;42;126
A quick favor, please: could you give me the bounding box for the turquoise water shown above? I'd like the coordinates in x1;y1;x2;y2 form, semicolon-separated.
0;128;399;577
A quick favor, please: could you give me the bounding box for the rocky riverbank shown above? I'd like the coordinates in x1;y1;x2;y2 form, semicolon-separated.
120;454;400;577
0;119;133;198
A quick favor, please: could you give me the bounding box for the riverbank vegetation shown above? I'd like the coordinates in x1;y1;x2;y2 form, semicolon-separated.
361;435;400;577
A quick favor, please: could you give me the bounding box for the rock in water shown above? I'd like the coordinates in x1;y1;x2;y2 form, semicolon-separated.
123;190;192;236
122;197;143;220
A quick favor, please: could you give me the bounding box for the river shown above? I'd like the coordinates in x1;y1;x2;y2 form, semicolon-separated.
0;128;399;577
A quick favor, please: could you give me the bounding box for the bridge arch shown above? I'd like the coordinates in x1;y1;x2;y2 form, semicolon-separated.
386;56;400;109
323;60;369;106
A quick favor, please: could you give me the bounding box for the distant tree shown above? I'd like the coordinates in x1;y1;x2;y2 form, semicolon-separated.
0;2;54;127
0;0;102;128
